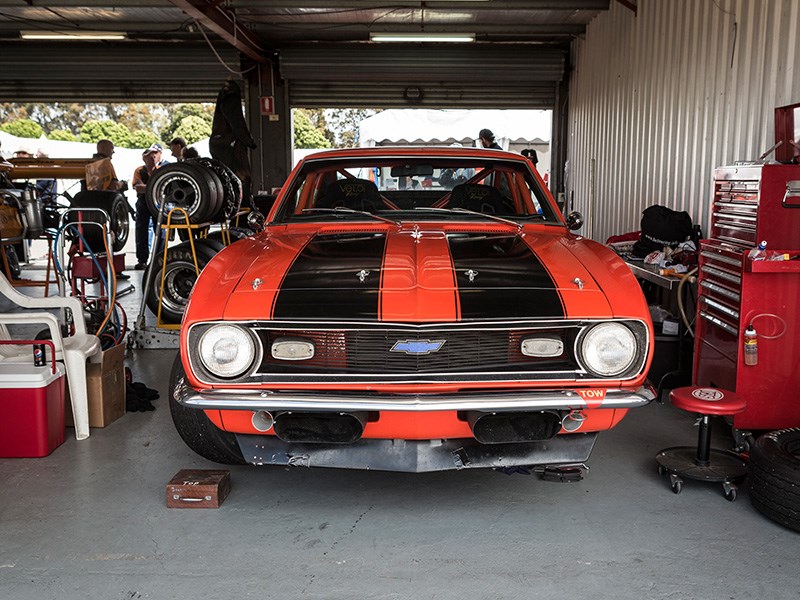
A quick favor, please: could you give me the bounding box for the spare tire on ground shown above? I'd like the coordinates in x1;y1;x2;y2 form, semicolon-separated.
67;190;130;253
145;238;224;324
749;428;800;532
145;162;224;225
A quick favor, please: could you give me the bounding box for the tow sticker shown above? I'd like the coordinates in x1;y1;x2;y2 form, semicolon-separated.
576;389;607;408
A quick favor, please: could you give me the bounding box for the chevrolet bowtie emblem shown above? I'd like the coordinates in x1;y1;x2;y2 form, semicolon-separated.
390;339;446;355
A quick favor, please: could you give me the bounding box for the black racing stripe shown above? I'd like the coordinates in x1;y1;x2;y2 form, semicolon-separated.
273;232;387;320
447;233;565;320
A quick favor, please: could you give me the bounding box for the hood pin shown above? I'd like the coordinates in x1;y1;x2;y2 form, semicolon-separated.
465;269;479;283
251;278;263;290
573;277;584;290
357;269;370;283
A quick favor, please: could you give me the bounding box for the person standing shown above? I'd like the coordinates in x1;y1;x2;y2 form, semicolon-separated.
86;139;127;191
169;137;187;162
478;128;502;150
131;143;167;269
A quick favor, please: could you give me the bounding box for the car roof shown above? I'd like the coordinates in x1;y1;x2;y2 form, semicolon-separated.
300;145;529;165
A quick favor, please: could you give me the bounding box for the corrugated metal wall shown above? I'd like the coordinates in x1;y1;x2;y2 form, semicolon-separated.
282;44;565;108
567;0;800;242
0;43;240;103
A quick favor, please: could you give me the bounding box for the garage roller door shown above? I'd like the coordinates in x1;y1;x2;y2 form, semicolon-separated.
0;43;240;103
281;44;566;109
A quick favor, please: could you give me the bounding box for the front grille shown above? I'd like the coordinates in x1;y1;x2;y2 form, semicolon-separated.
254;324;580;378
186;320;650;385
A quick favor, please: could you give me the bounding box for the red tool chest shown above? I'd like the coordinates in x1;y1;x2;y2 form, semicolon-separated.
694;163;800;430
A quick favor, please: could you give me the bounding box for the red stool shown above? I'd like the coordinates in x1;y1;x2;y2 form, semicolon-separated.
655;386;747;501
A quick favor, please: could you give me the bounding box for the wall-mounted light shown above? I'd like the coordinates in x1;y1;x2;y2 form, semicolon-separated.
369;33;475;43
20;30;126;40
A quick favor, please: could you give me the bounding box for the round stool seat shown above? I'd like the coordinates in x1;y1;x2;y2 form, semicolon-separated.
669;386;746;416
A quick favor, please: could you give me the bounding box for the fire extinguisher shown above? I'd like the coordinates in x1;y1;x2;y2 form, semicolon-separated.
744;324;758;366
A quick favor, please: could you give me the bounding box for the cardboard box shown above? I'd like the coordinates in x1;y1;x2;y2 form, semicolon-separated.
66;342;125;428
166;469;231;509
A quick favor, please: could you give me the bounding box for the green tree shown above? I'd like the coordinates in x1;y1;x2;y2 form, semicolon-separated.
48;129;78;142
79;119;133;148
0;118;44;138
293;109;331;149
324;108;381;148
164;104;213;142
172;115;212;144
130;129;161;149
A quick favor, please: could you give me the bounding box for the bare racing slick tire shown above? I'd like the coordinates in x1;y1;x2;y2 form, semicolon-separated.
145;238;224;324
145;162;223;225
169;353;246;465
67;190;130;252
193;157;242;223
749;428;800;532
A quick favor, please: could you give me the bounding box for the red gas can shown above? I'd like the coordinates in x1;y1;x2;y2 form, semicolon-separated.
0;360;66;458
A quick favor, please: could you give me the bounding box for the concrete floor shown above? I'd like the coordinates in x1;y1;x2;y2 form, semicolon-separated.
1;270;798;600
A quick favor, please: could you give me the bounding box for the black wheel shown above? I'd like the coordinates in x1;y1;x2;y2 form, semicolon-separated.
195;157;242;222
657;464;667;477
169;353;245;465
67;190;130;252
724;487;737;502
3;244;21;279
749;429;800;532
671;480;682;494
145;162;223;224
145;239;221;324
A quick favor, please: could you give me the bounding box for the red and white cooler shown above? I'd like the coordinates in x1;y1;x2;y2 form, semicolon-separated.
0;340;66;458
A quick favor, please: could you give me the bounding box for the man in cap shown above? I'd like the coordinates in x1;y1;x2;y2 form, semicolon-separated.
169;137;187;162
131;143;167;269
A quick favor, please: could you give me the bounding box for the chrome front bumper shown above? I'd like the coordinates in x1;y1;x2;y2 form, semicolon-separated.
176;383;655;413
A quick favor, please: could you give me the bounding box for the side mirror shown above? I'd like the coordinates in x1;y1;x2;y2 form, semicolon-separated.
247;210;266;231
566;211;584;231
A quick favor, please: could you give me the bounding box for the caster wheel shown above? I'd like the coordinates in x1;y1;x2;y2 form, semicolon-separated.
657;465;667;477
723;483;738;502
671;481;682;494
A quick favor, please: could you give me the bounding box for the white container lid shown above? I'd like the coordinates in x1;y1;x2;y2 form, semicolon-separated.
0;363;65;389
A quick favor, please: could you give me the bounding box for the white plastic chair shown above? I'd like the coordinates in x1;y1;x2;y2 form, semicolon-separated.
0;272;101;440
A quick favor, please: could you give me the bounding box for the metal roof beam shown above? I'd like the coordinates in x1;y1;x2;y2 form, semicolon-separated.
228;1;608;8
168;0;267;63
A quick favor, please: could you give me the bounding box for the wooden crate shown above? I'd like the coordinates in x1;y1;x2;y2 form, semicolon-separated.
166;469;231;509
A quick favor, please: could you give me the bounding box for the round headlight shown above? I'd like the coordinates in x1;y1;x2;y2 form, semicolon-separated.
579;322;637;377
198;324;256;378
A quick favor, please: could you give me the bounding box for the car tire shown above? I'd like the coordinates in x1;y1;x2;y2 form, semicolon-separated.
169;353;246;465
67;190;130;252
749;428;800;532
145;238;222;324
145;162;223;225
195;157;242;223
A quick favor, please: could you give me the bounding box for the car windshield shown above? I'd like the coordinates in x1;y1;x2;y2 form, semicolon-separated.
273;154;559;224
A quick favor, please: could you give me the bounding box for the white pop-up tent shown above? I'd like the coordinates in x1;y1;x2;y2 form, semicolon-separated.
358;109;552;179
358;109;550;148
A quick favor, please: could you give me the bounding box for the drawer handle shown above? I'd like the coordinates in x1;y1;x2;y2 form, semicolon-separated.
783;181;800;208
700;310;738;336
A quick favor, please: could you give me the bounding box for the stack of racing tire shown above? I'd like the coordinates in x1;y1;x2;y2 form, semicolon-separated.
144;158;250;324
749;429;800;533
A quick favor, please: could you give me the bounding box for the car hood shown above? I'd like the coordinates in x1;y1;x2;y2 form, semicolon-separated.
219;225;635;322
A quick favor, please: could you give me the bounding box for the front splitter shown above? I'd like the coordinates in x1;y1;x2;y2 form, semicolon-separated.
235;432;598;473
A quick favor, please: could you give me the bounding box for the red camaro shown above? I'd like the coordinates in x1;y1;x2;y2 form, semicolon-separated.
170;147;654;472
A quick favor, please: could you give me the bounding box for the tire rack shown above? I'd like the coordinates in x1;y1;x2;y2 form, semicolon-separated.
131;206;230;349
693;163;800;432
